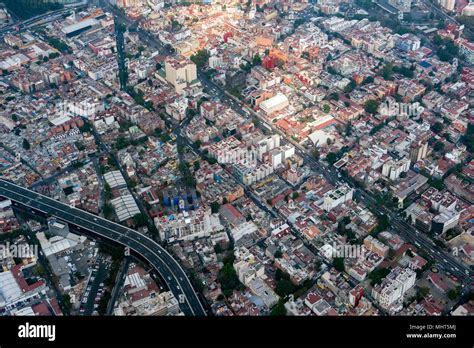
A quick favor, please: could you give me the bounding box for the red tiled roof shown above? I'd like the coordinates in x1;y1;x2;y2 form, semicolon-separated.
32;302;51;316
49;298;62;316
221;203;243;220
427;272;449;292
305;292;322;305
11;264;45;293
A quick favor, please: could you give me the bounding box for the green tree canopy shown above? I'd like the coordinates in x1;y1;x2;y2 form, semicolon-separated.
133;213;148;227
22;138;30;150
190;50;210;68
270;300;287;316
333;257;345;272
364;99;380;115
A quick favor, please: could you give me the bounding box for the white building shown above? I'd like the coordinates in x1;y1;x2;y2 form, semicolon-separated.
269;149;283;169
459;39;474;65
248;278;279;308
165;96;188;122
208;136;256;164
232;247;278;307
237;162;274;185
155;207;225;242
208;55;223;69
147;0;165;11
67;99;105;119
233;247;264;285
256;134;281;161
259;94;289;115
231;221;258;243
382;157;411;181
37;231;86;258
322;17;356;31
61;18;99;36
432;211;460;234
371;267;416;309
0;199;14;219
322;185;354;211
280;144;295;161
394;33;421;52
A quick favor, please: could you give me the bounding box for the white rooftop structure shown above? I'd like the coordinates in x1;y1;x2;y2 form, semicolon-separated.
36;231;86;257
231;221;258;242
111;194;140;222
104;170;127;189
0;199;12;209
308;129;333;146
62;18;99;35
49;114;72;126
0;53;29;70
248;278;279;308
0;271;22;307
13;306;35;316
259;93;289;115
124;271;146;289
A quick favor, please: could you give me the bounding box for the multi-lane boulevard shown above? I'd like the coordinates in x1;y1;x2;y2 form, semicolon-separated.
100;0;471;285
302;152;472;283
0;179;206;316
198;71;473;284
211;83;472;281
0;1;88;37
5;0;467;312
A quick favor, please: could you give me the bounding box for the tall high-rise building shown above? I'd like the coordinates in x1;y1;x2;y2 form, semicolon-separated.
372;267;416;309
165;56;197;94
382;158;411;181
462;2;474;16
112;0;143;7
410;141;428;163
438;0;456;11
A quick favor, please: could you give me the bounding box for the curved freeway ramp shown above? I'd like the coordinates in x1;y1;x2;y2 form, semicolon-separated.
0;179;206;316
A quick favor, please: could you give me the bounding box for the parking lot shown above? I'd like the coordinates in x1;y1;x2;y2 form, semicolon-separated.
79;256;111;316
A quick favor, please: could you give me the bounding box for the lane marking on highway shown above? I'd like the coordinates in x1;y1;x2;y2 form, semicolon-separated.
0;181;206;315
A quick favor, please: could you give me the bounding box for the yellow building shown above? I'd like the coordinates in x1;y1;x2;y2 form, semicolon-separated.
165;55;197;94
